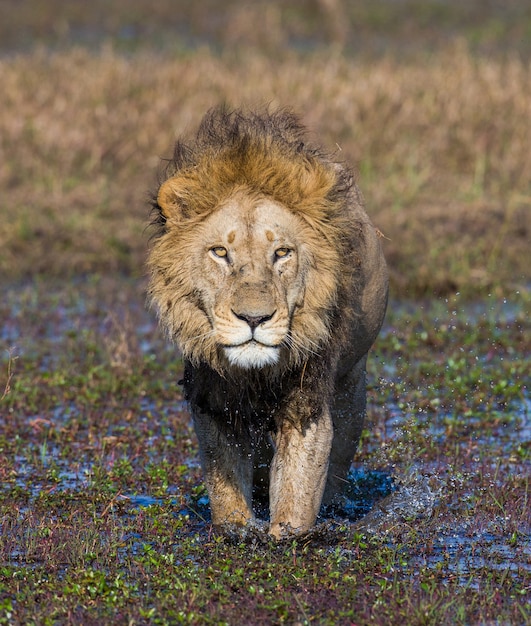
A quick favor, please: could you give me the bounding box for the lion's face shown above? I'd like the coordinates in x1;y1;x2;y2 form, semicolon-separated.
149;185;340;373
189;193;308;369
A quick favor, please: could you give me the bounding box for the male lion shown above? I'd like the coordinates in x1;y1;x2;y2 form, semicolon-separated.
148;107;388;538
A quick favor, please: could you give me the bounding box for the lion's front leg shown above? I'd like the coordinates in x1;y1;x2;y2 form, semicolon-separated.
323;356;368;506
192;410;254;527
269;409;333;539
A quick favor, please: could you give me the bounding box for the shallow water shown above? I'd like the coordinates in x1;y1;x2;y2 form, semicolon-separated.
1;282;529;581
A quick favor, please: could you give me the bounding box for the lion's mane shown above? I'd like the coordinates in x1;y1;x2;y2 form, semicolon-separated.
148;107;365;376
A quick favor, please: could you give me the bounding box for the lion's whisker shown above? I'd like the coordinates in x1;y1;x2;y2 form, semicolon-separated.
187;329;216;343
283;334;321;358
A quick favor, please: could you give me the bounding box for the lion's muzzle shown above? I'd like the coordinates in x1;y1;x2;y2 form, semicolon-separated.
224;340;280;369
222;307;285;369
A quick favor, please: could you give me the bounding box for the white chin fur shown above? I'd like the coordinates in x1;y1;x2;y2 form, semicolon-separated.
224;343;279;369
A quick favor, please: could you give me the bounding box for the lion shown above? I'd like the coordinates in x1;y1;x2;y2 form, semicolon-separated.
147;107;388;538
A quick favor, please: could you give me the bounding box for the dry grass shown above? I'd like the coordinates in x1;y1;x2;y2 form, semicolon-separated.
0;43;529;294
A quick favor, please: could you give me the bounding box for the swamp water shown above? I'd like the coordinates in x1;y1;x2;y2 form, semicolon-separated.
0;280;529;585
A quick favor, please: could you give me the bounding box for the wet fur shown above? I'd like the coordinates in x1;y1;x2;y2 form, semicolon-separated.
147;107;388;537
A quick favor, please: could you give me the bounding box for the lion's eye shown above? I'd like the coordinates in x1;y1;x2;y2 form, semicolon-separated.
274;248;291;259
211;246;228;259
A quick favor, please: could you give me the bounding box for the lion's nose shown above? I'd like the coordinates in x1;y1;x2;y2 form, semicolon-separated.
232;311;275;330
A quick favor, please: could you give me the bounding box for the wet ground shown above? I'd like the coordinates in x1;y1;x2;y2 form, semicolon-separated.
0;277;529;624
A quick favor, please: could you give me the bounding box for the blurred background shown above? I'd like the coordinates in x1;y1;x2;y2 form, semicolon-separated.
1;0;530;295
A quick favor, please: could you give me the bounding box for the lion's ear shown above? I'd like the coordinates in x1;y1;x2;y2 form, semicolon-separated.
157;176;187;220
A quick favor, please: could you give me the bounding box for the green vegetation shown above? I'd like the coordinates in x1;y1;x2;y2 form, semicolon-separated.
0;2;529;624
0;280;529;625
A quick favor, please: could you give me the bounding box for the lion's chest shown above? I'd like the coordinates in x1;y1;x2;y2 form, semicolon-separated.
183;362;287;437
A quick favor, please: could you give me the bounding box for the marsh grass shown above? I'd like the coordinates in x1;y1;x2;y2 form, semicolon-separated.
0;279;529;625
2;0;530;57
0;2;530;624
0;43;529;294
